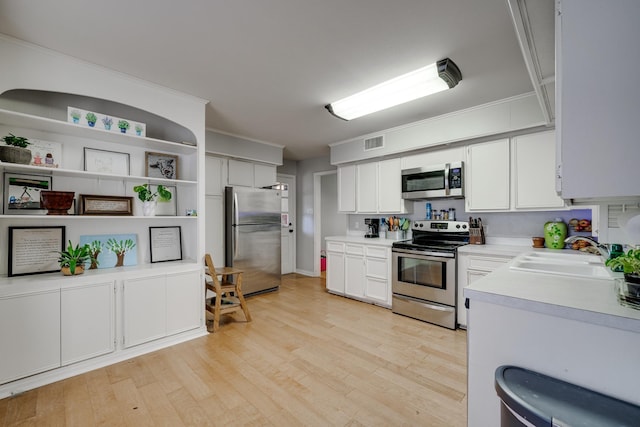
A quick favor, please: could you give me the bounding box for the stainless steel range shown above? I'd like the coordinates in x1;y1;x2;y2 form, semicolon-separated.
391;220;469;329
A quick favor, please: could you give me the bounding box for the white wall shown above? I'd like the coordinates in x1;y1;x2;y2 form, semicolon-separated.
205;129;283;165
320;173;347;251
295;156;335;273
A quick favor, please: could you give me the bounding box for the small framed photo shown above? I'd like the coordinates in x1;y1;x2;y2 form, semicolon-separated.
3;173;52;214
152;185;177;216
145;152;178;180
149;226;182;263
8;226;65;276
78;194;134;215
84;148;130;175
29;139;62;168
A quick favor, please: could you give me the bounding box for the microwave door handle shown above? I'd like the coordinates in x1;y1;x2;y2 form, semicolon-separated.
444;163;450;195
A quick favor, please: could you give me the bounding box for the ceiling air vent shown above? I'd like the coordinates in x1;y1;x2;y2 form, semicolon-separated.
364;135;384;151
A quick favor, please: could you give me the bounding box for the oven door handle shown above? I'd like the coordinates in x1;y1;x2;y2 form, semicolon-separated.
392;248;455;259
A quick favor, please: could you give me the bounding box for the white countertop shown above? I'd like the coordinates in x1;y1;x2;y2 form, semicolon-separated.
465;257;640;333
325;235;405;247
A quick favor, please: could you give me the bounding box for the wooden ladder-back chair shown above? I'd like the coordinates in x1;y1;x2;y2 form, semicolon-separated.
204;253;251;332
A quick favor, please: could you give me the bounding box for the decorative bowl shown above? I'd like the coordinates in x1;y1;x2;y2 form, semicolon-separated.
40;190;74;215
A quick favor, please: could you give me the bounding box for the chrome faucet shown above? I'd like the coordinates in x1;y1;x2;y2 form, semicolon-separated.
564;236;610;258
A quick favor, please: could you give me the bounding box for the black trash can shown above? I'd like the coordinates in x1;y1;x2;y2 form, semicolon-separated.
495;365;640;426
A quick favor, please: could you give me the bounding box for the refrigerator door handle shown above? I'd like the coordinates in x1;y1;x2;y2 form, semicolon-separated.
234;193;239;259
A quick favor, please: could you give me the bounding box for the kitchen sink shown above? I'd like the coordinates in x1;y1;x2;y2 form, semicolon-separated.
509;251;614;280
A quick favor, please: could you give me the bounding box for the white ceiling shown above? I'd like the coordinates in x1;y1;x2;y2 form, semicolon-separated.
0;0;540;160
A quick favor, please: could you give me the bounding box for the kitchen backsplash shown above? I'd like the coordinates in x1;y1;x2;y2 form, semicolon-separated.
347;199;594;241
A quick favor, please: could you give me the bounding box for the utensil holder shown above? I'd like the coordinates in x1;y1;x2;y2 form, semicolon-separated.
386;230;406;240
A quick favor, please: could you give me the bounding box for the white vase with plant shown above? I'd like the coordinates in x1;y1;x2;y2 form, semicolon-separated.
133;183;172;216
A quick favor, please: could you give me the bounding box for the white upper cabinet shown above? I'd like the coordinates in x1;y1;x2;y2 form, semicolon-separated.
466;132;565;212
338;160;409;214
556;0;640;199
357;162;378;213
377;158;406;213
254;163;277;188
205;155;225;196
227;159;277;188
513;131;565;209
338;165;356;212
466;139;511;211
228;159;254;187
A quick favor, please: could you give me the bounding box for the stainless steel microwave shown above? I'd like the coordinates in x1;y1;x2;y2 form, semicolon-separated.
401;162;464;199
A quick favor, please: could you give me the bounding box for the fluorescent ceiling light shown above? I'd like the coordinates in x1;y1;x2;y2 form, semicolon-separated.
325;58;462;121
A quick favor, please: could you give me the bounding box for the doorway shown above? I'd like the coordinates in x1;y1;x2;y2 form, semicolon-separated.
277;174;296;274
313;171;348;276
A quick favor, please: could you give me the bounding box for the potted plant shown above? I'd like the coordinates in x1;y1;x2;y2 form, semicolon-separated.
86;112;97;127
117;120;130;133
133;183;172;216
102;116;113;130
135;124;144;136
605;248;640;284
0;133;32;164
57;240;93;275
70;109;81;123
105;238;136;267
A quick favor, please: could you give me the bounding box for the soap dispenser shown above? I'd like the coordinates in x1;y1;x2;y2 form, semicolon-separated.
544;218;568;249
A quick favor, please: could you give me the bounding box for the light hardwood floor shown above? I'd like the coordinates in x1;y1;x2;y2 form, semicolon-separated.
0;274;468;426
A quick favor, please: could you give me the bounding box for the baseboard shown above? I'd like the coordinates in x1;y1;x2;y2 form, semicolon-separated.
294;269;316;277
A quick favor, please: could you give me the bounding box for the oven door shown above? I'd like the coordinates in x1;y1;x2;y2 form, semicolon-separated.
391;249;456;306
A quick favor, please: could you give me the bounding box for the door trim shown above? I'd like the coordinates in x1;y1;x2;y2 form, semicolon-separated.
277;173;296;275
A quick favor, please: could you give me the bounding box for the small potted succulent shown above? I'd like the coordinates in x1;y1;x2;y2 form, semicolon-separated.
117;120;130;133
70;109;81;123
86;112;97;127
0;133;32;164
133;183;172;216
135;124;143;136
57;240;94;275
105;238;136;267
102;116;113;130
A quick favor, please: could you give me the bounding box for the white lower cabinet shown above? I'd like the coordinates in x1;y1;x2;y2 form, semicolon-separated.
61;281;115;366
364;246;391;306
457;251;517;328
326;238;392;308
166;270;202;336
123;275;167;348
123;269;202;348
0;290;61;385
326;241;346;294
345;244;366;298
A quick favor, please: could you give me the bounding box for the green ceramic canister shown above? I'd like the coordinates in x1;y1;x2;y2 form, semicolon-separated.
544;218;568;249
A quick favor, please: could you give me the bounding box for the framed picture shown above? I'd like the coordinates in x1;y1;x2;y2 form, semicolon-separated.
78;194;134;215
152;185;177;216
67;106;146;137
145;152;178;180
29;139;62;168
149;226;182;263
3;173;52;214
79;233;138;268
8;226;65;276
84;148;130;175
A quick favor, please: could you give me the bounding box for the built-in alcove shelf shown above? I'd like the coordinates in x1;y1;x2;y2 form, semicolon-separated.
0;109;197;155
0;161;197;186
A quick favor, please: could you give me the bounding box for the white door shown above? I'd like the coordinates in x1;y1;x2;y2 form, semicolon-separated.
277;174;296;274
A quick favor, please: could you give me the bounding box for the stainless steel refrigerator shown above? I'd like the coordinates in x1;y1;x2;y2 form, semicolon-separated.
225;186;281;296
